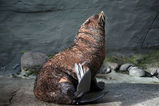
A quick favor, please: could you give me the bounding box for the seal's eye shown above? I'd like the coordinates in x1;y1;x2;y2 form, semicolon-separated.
93;14;99;20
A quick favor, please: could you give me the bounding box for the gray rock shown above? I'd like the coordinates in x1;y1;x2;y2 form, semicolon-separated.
20;51;49;78
128;66;145;77
146;67;159;76
120;63;134;71
106;62;119;71
146;67;159;79
99;64;111;74
21;51;49;69
99;62;118;74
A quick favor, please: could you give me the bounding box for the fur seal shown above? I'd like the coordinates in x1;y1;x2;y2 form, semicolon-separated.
34;11;106;104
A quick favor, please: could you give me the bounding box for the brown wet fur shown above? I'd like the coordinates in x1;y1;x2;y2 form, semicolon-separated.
34;11;106;104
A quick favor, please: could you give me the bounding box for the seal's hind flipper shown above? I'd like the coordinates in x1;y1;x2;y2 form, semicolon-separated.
91;79;105;91
75;91;108;104
97;81;105;90
74;63;91;97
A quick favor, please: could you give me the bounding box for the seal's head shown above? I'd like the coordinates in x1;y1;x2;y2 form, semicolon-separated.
81;11;105;30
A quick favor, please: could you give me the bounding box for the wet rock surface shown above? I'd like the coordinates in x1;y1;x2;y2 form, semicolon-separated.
1;71;159;106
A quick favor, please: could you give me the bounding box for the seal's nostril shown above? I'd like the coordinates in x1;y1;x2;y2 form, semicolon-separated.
100;11;104;15
100;15;105;27
103;15;105;21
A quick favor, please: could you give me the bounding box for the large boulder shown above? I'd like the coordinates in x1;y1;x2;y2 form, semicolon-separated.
19;51;49;78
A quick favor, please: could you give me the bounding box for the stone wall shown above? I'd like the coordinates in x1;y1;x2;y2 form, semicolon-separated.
0;0;159;67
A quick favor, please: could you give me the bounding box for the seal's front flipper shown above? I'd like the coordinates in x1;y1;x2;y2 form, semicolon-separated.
91;79;105;91
74;63;91;98
73;63;107;105
76;69;91;94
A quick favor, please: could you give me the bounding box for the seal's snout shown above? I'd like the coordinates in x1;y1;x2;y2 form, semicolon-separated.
100;11;104;16
99;11;105;21
98;11;105;27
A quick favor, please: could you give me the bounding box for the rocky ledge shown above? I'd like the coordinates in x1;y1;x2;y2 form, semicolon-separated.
1;71;159;106
1;51;159;106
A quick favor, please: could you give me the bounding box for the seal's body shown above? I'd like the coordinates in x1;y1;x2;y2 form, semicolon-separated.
34;11;105;104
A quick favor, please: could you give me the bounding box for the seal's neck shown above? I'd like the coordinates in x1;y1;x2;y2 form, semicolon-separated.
78;26;105;41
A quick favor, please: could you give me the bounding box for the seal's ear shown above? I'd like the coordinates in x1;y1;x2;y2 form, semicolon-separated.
82;18;90;26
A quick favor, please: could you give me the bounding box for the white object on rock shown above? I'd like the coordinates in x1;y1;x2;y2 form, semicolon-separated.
106;68;111;74
128;66;145;77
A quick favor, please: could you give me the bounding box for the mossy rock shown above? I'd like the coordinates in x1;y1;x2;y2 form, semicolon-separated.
104;50;159;69
13;67;40;79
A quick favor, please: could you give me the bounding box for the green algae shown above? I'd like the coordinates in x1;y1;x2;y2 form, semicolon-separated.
104;50;159;69
26;70;39;76
48;54;54;59
20;50;26;54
